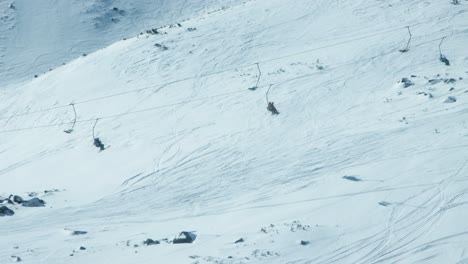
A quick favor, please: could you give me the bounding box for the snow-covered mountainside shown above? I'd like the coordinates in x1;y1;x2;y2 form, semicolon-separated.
1;0;468;263
0;0;237;86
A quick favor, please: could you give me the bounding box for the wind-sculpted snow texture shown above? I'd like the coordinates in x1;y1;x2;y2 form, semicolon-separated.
1;0;468;263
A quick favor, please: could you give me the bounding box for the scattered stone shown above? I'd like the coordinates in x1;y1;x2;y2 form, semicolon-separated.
290;221;310;232
154;43;169;51
44;189;60;194
300;240;310;246
428;79;441;85
400;78;414;88
22;198;45;207
449;87;455;91
0;206;14;216
379;201;391;207
260;224;278;234
252;249;279;258
417;92;433;98
146;28;160;35
342;175;362;182
444;78;457;84
187;27;197;32
143;238;160;246
64;228;88;236
235;238;245;243
169;23;182;28
443;96;457;103
79;246;86;251
173;231;197;244
11;256;21;262
9;195;24;204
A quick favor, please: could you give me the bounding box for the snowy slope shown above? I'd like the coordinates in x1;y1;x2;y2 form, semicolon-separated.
0;0;237;86
1;0;468;263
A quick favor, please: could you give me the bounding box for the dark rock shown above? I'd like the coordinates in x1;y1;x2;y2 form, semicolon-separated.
11;256;21;262
146;28;165;35
173;231;197;244
22;198;45;207
443;96;457;103
444;78;457;84
154;43;169;51
401;78;414;88
143;238;160;246
379;201;391;207
9;195;24;204
235;238;245;243
79;246;86;250
342;176;362;182
67;229;88;236
0;206;14;216
300;240;310;246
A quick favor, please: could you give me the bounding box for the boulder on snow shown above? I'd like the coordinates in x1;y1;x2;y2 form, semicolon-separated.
0;206;14;216
444;78;457;84
173;231;197;244
22;198;46;207
143;238;160;246
11;256;21;262
342;175;362;182
235;238;245;243
443;96;457;103
400;78;414;88
9;195;24;204
63;228;88;236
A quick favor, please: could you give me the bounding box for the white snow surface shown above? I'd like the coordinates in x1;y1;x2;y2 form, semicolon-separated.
0;0;237;86
1;0;468;263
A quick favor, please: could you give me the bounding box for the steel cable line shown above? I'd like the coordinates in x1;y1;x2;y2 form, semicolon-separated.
0;34;460;134
0;19;447;121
